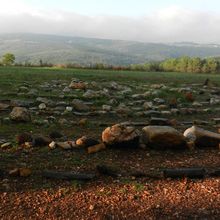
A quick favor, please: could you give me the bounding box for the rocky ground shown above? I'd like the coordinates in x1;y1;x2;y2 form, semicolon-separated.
1;68;220;219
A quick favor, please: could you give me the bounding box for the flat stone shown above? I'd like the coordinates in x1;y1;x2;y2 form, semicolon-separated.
142;126;186;150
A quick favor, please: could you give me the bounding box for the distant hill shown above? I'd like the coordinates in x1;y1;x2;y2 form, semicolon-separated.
1;33;220;65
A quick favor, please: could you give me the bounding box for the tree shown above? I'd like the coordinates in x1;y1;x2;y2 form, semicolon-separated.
2;53;15;66
191;57;202;73
39;59;43;67
206;58;219;73
176;56;190;72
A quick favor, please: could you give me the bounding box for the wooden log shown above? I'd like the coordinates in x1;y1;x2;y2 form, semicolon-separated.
163;168;206;179
0;169;4;178
42;170;95;181
96;165;121;177
209;169;220;177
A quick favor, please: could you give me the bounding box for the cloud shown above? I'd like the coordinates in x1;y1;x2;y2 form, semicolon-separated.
0;4;220;43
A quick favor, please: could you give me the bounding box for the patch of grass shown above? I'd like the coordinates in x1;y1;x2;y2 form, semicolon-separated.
133;182;145;192
71;180;82;191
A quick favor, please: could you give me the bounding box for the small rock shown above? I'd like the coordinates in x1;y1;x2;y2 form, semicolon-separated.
210;98;220;105
19;168;32;177
1;142;12;149
153;98;165;104
88;143;106;154
9;168;20;177
192;101;202;107
58;118;68;125
32;135;52;147
39;103;47;110
72;99;90;112
9;168;32;177
143;102;153;110
83;90;98;99
10;107;31;122
76;136;100;148
49;141;56;149
63;86;71;92
0;103;10;111
69;81;87;90
66;106;73;112
57;142;72;150
102;105;112;112
78;118;88;126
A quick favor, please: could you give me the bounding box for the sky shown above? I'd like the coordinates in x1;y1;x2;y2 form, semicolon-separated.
0;0;220;43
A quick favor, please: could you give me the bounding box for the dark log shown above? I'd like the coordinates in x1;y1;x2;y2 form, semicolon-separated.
129;171;147;178
163;168;206;179
96;165;121;178
0;169;4;179
42;170;95;181
209;169;220;177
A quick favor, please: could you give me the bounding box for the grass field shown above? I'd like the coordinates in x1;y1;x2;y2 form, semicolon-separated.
1;67;220;219
1;66;220;86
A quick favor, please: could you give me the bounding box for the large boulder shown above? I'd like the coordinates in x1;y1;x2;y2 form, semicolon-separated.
102;123;140;148
142;126;186;150
10;107;31;122
184;126;220;148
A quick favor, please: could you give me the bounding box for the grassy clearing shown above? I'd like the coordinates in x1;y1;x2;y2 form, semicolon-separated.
0;66;220;87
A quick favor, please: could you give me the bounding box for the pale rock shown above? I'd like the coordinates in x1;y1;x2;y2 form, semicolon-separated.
49;141;56;149
102;123;140;147
39;103;46;110
143;102;153;110
1;142;12;149
153;98;165;104
184;126;220;148
57;141;72;150
192;101;202;107
102;105;112;112
10;107;31;122
66;106;73;112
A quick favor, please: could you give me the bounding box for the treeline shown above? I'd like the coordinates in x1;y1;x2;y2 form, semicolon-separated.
38;57;220;73
160;56;220;73
1;52;220;73
131;57;220;73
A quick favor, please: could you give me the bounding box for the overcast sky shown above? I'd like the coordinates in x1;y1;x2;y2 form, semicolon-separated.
0;0;220;43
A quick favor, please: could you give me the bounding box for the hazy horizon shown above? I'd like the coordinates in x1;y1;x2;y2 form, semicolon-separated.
0;0;220;43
